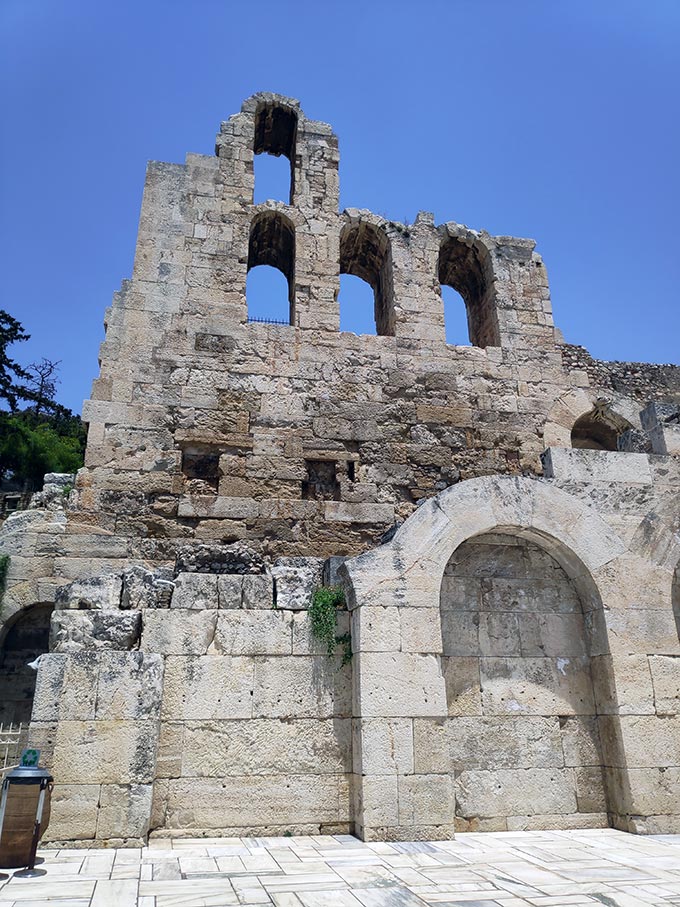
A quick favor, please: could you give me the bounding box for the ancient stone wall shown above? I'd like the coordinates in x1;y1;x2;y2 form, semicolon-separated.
0;94;678;845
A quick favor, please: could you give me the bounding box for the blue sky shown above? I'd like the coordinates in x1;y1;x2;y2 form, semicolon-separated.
1;0;678;414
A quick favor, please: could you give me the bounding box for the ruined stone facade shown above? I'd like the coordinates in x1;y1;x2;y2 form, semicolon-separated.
1;93;679;844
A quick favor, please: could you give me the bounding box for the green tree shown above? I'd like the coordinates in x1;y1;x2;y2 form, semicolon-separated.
0;311;86;490
0;309;32;411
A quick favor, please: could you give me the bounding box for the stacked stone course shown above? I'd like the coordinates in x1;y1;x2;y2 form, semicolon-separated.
0;93;679;844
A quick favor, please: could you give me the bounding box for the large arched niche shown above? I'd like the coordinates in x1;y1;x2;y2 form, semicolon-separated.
440;528;610;830
342;476;633;838
0;603;53;725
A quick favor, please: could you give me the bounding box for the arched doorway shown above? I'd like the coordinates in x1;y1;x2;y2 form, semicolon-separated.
0;604;53;725
441;531;607;830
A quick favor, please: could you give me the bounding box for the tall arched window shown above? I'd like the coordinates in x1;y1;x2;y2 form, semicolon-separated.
438;235;498;347
339;222;394;336
247;210;295;324
253;102;297;205
0;604;53;724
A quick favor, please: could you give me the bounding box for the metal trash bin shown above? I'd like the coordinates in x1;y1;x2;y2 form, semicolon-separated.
0;766;53;870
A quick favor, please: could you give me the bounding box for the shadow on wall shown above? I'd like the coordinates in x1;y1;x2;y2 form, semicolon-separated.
0;604;53;725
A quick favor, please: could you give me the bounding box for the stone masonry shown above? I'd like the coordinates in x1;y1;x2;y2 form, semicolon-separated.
0;93;679;845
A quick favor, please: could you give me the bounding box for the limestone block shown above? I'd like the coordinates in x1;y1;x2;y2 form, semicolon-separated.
141;609;217;655
600;715;680;768
171;572;219;609
121;565;174;609
356;652;447;718
398;774;455;825
612;766;680;815
43;783;101;841
649;656;680;714
482;577;581;613
32;653;97;721
456;768;577;818
324;502;394;523
441;656;482;716
50;610;141;653
95;652;164;720
240;574;274;609
353;718;414;775
52;719;159;784
252;655;350;718
518;613;587;658
480;656;596;715
96;783;153;839
400;608;442;653
323;556;347;587
271;557;324;610
214;611;293;656
179;718;351;776
440;611;479;656
449;716;564;770
355;775;399;827
559;716;603;767
412;718;450;774
163;774;349;827
351;607;400;653
573;766;608;812
216;574;243;608
292;611;349;656
161;655;254;720
605;609;680;656
55;573;122;610
478;612;520;657
590;654;655;715
542;447;652;484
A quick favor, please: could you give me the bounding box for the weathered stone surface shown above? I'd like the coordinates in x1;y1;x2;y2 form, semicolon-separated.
50;610;141;652
456;769;578;818
96;783;153;839
55;573;122;610
171;572;218;609
121;565;174;609
141;609;217;655
271;557;324;610
214;610;292;656
161;655;254;720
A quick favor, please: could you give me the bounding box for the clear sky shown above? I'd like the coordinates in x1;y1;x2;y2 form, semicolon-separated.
1;0;678;414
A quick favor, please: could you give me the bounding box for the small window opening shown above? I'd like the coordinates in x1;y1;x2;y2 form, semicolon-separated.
253;102;297;205
0;604;53;724
181;447;220;491
339;222;394;336
570;405;632;451
347;460;356;482
302;460;340;501
439;236;498;347
247;210;295;324
441;285;471;345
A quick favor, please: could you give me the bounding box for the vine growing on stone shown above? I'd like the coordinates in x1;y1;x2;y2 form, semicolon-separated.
309;586;351;665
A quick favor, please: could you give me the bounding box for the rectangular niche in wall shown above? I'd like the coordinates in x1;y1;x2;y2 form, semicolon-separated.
302;459;340;501
181;446;221;492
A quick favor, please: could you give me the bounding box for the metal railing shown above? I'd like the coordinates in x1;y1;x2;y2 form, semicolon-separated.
247;315;291;326
0;722;29;775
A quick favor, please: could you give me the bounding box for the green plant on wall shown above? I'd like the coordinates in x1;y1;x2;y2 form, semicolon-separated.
309;586;351;665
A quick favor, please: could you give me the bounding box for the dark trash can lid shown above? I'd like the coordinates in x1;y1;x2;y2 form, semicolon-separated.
4;766;53;785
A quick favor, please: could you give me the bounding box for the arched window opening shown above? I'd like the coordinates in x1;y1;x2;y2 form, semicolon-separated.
339;223;394;336
253;102;297;205
338;274;379;334
441;285;471;345
438;236;498;347
247;211;295;325
571;404;632;451
440;532;610;828
0;604;53;725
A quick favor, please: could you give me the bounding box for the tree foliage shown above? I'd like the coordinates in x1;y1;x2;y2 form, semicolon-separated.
0;310;86;489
